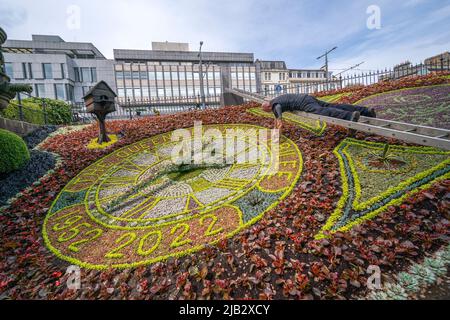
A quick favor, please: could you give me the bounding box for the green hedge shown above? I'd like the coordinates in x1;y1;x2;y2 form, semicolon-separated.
0;98;72;125
0;129;30;174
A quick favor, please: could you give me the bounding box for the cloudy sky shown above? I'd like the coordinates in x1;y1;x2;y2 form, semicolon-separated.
1;0;449;73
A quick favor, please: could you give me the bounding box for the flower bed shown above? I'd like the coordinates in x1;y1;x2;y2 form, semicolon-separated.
247;107;327;136
315;93;351;103
356;84;450;129
0;101;449;300
314;72;450;103
318;139;450;238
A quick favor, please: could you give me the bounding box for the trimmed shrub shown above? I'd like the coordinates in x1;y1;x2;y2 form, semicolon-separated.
0;129;31;174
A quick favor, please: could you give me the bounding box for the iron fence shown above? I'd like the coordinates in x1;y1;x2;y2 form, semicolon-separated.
72;95;222;121
258;60;450;98
0;92;50;125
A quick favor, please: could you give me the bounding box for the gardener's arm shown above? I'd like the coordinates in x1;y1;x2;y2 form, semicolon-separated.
273;103;283;133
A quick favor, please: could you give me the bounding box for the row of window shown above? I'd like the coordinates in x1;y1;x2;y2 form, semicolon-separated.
117;86;223;100
32;83;75;101
231;72;257;81
229;68;257;92
289;71;325;79
74;67;97;83
4;62;64;80
263;72;287;82
263;71;325;81
116;70;221;82
3;62;97;83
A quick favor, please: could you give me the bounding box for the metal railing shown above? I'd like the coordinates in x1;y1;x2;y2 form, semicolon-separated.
259;60;450;98
72;95;222;121
0;92;50;125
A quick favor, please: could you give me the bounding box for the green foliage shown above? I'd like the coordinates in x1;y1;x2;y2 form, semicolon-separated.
1;99;45;124
0;128;30;174
0;98;72;125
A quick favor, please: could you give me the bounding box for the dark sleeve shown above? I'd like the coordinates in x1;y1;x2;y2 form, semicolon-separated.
273;103;283;119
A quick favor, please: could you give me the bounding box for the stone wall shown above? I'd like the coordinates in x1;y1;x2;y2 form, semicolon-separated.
0;117;39;136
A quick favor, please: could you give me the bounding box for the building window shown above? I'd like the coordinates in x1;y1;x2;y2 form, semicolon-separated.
82;86;90;96
157;88;165;98
116;72;124;80
171;72;178;81
140;71;148;80
21;63;27;79
163;72;171;81
134;88;142;99
43;63;53;79
118;88;125;98
156;72;164;81
35;84;45;98
148;72;156;81
132;71;140;80
55;84;66;100
60;63;65;79
28;63;33;79
124;71;132;80
74;68;81;82
81;67;91;82
5;63;13;78
126;88;133;99
142;88;149;98
67;84;75;102
91;68;97;82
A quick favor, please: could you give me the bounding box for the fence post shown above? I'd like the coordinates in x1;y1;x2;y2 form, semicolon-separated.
42;100;48;124
128;98;132;120
17;93;24;121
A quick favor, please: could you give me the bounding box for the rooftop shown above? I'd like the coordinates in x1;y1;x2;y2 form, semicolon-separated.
3;34;106;59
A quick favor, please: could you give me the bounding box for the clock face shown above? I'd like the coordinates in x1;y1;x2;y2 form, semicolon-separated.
43;124;303;269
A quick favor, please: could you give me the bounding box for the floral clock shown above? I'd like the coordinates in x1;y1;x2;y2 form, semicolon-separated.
43;124;303;269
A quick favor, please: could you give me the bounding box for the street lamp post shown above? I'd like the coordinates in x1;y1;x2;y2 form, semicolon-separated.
198;41;206;109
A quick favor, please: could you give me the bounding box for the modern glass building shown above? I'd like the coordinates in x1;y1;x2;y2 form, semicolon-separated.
113;42;258;105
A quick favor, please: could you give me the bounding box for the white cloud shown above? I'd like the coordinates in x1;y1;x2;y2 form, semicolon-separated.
1;0;448;71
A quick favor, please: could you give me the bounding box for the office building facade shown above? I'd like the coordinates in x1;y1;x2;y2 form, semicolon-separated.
256;60;332;96
3;35;116;104
113;42;259;105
